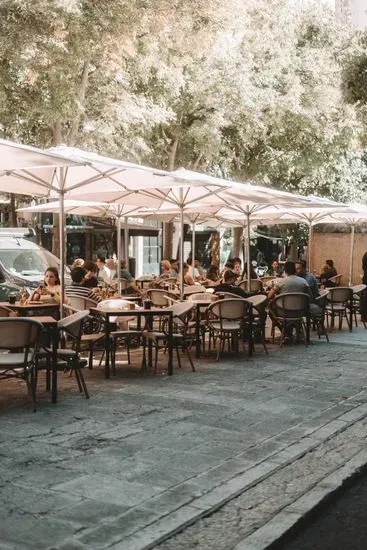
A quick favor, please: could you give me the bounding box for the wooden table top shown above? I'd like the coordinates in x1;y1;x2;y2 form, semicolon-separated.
0;301;59;310
91;306;172;316
27;316;58;325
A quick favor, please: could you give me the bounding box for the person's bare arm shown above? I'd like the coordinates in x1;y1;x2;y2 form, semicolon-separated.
267;287;276;302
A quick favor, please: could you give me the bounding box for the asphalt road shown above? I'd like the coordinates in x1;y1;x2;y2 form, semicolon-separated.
270;467;367;550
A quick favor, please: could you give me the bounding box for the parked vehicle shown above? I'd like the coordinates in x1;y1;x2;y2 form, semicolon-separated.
0;228;69;300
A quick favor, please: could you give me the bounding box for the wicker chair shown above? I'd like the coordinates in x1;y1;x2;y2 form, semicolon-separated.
0;318;43;411
311;290;329;342
143;302;196;373
238;279;263;293
207;298;252;360
270;292;310;347
36;310;90;400
349;284;367;328
325;287;353;332
246;294;268;354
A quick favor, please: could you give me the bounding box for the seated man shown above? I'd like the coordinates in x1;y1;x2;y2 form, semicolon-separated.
169;258;179;277
214;270;249;299
83;261;99;289
106;258;117;282
96;256;111;284
119;260;141;296
267;260;312;342
295;260;319;301
65;267;101;302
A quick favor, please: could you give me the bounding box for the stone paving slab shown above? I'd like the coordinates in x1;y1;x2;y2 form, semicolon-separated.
1;328;367;549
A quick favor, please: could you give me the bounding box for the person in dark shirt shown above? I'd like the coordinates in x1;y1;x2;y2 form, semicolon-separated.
214;270;249;299
362;252;367;285
83;261;99;289
320;259;337;287
295;260;319;301
65;267;101;302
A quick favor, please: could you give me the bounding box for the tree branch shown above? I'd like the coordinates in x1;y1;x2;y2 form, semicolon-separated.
67;59;90;146
51;121;62;146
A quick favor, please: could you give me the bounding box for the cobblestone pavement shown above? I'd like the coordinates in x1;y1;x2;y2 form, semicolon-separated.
1;328;367;550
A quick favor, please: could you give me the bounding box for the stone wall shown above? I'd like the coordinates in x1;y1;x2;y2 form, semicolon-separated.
311;231;367;285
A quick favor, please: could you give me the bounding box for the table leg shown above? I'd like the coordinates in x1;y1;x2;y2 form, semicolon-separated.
349;297;353;332
248;305;253;357
51;325;58;404
147;313;153;368
105;314;110;379
168;312;173;375
195;304;201;359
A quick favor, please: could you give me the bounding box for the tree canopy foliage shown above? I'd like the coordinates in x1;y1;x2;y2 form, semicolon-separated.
1;0;367;201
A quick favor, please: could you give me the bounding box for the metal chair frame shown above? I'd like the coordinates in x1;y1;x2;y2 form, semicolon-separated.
271;292;310;347
0;318;44;411
206;298;252;361
325;287;353;332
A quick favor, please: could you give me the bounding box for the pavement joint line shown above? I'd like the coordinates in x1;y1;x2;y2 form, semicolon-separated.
100;408;367;550
230;447;367;550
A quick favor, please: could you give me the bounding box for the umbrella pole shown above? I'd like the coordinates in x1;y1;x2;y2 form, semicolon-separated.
124;216;129;264
59;186;65;319
179;200;184;301
117;216;122;294
246;211;251;283
192;222;196;275
308;222;313;272
349;224;355;286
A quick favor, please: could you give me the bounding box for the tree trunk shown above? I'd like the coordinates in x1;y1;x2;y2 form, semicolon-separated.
163;134;180;260
8;194;17;227
67;59;90;146
210;231;220;266
232;227;242;257
163;222;173;259
167;135;179;171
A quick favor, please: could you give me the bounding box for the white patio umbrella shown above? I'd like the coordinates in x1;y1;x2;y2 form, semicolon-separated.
137;173;346;283
4;145;228;300
18;200;148;292
54;159;233;297
216;198;350;274
0;139;85;314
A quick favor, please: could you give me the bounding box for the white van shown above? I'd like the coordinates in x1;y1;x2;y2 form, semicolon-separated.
0;228;69;299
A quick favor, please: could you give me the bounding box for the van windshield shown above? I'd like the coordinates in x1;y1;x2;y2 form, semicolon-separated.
0;248;60;276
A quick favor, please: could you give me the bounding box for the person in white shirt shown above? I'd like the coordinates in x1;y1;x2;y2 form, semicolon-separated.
186;258;201;280
106;258;117;282
96;256;111;285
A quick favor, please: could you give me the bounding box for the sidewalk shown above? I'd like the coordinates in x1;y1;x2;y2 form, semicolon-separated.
1;327;367;550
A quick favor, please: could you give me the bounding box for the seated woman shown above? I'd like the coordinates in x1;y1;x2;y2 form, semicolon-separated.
242;262;258;280
160;259;172;279
30;267;61;303
206;264;220;285
320;259;337;287
182;262;196;286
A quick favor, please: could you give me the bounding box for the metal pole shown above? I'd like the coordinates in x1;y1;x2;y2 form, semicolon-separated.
124;216;129;263
179;194;184;301
59;185;65;319
246;211;251;283
192;221;196;276
117;216;122;294
349;224;355;286
308;222;313;272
